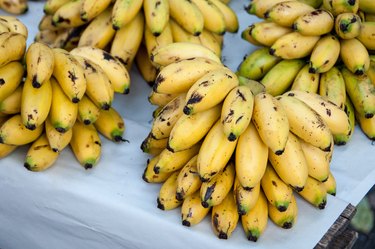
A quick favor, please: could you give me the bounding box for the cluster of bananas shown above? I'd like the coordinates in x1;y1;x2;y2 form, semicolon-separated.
0;19;129;172
239;0;375;142
0;0;28;14
34;0;239;85
139;42;343;241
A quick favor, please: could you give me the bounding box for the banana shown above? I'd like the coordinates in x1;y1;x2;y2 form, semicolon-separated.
297;176;327;209
324;171;337;196
0;0;28;14
241;190;268;242
134;44;158;85
181;191;210;226
197;120;237;182
25;42;55;89
251;92;289;155
70;46;131;94
21;78;52;131
52;0;87;28
0;114;43;146
0;22;9;33
0;32;26;68
80;0;112;22
237;76;266;95
292;9;334;36
168;0;204;36
176;155;202;201
73;55;114;110
245;0;289;19
269;32;320;59
340;38;370;75
368;56;375;85
268;132;309;191
260;59;306;96
153;57;223;94
24;133;59;172
144;21;174;58
111;0;143;30
210;0;238;33
45;117;72;153
148;91;180;107
53;27;84;51
241;25;263;47
43;0;71;15
77;95;100;125
357;22;375;51
211;190;239;240
356;111;375;140
264;1;315;27
190;0;226;35
277;95;333;151
363;12;375;22
291;64;320;93
110;11;144;71
261;163;293;212
309;34;341;74
0;16;28;37
34;29;60;47
142;155;173;183
234;178;260;215
200;161;235;208
237;47;281;81
70;120;101;169
157;170;182;210
268;193;298;229
197;29;222;58
49;77;78;133
221;85;254;141
52;48;86;103
0;143;17;159
333;97;355;145
319;66;346;109
0;61;24;103
248;21;293;47
284;90;352;137
78;7;116;49
150;42;222;68
335;13;362;39
359;0;375;14
168;104;221;152
235;122;268;189
143;0;169;36
183;67;238;115
94;107;127;143
341;67;375;119
0;84;22;115
140;133;168;156
331;0;359;16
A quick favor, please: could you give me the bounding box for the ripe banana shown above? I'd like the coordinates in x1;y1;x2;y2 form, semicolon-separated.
0;0;28;14
0;143;17;159
0;61;24;103
340;38;370;75
157;170;182;210
52;0;87;28
144;21;173;58
319;66;346;109
197;29;222;58
331;0;359;16
176;155;202;201
309;34;341;74
43;0;70;15
37;14;59;31
80;0;112;22
0;32;26;68
191;0;226;35
324;171;337;196
359;0;375;14
291;64;320;93
297;176;328;209
111;0;143;30
241;25;263;46
248;21;292;47
143;0;169;36
268;193;298;229
94;107;126;142
77;95;100;125
245;0;288;19
210;0;238;33
45;117;72;153
234;177;260;215
356;111;375;140
237;76;266;95
235;122;268;190
135;44;158;85
0;16;28;37
148;91;179;107
181;190;210;226
142;155;173;183
292;9;334;36
140;133;168;156
357;22;375;50
0;84;22;115
24;133;59;172
333;97;355;145
335;13;362;39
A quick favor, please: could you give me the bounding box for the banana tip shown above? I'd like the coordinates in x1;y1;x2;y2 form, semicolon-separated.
24;162;31;171
157;198;164;210
228;133;237;141
247;233;259;242
282;222;293;229
201;201;209;208
218;232;228;240
318;199;327;209
182;220;191;227
84;163;93;170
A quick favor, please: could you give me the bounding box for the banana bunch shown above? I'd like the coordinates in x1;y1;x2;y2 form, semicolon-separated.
34;0;239;85
0;0;28;14
239;0;375;142
140;42;339;241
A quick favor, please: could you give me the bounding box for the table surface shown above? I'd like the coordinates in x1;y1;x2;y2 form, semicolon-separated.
0;1;374;249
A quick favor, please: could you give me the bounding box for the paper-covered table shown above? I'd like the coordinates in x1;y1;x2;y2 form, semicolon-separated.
0;1;374;249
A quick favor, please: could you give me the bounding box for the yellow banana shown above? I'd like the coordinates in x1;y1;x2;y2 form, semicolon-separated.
191;0;226;35
0;114;43;146
333;97;355;145
77;95;100;125
291;64;320;93
0;143;17;159
176;155;202;200
140;133;168;156
24;133;59;172
45;117;72;153
235;122;268;189
340;38;370;75
49;77;78;133
241;190;268;242
241;25;263;47
297;175;327;209
0;84;22;115
248;21;293;47
319;66;346;109
341;67;375;119
110;11;144;71
221;85;254;141
335;13;362;39
94;107;127;142
197;29;222;58
142;155;173;183
356;111;375;140
260;59;306;96
309;34;341;74
331;0;359;16
0;22;9;33
0;32;26;68
0;16;28;37
134;44;158;85
200;161;235;208
251;92;289;155
80;0;112;22
144;21;173;58
292;9;334;36
277;95;333;152
183;67;238;115
268;132;309;191
157;170;182;210
269;32;320;59
143;0;169;36
0;0;28;14
43;0;71;15
70;46;131;94
237;76;266;95
359;0;375;14
234;178;260;215
211;190;239;240
52;48;86;103
148;91;179;107
168;104;221;152
52;0;87;28
237;47;281;81
34;29;61;47
53;27;83;51
0;61;24;103
210;0;238;33
268;193;298;229
21;78;52;131
324;171;337;196
245;0;289;19
181;191;210;226
357;22;375;51
70;120;101;169
111;0;143;30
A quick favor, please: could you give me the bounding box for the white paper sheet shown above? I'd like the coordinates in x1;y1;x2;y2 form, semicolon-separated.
0;1;372;249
